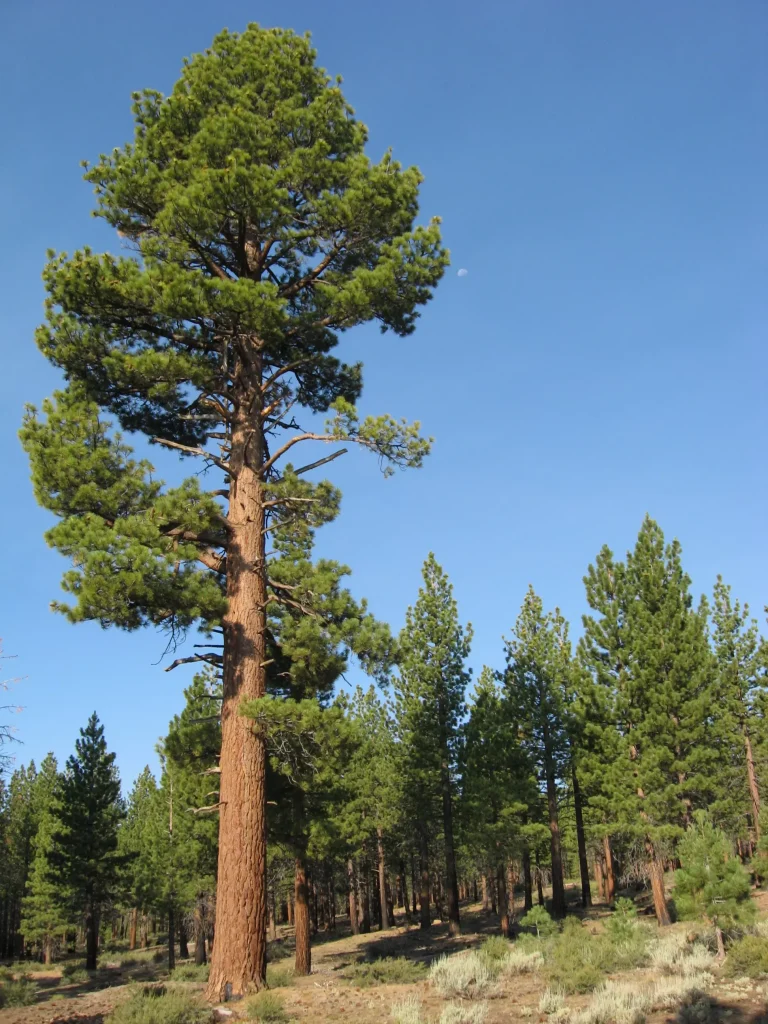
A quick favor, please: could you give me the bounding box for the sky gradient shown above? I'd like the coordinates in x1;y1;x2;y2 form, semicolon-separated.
1;0;766;788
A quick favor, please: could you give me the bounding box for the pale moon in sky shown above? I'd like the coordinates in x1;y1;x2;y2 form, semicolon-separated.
457;268;468;277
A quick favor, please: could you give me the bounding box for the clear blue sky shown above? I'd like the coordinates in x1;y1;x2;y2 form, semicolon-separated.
1;0;766;791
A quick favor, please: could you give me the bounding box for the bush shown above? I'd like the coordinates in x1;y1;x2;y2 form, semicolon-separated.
346;956;426;987
429;953;493;999
245;991;289;1023
170;963;209;982
648;934;715;977
606;899;639;942
100;956;123;969
575;981;651;1024
480;936;510;961
391;996;424;1024
108;986;214;1024
501;946;544;975
439;1003;489;1024
723;934;768;977
675;993;715;1024
0;976;37;1008
266;964;293;988
62;966;91;985
520;906;557;938
539;988;567;1015
547;923;602;994
0;967;13;983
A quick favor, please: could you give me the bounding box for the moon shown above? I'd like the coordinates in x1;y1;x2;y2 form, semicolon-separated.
457;268;468;277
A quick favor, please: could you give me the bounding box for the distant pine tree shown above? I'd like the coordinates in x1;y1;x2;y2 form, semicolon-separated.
21;754;70;962
48;714;130;968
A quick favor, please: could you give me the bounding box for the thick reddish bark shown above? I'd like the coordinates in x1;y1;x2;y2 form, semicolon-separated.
376;828;390;931
507;863;517;919
347;860;360;935
206;376;269;1001
497;862;509;937
603;836;616;903
294;856;311;976
646;840;671;926
594;856;605;900
572;768;592;908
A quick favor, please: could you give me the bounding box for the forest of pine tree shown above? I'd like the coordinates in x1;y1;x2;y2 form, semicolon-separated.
2;17;766;1024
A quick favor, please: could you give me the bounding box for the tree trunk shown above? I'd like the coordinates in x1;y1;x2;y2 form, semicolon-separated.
715;924;725;961
360;865;371;934
168;905;176;972
294;856;311;976
523;847;533;911
141;914;149;949
347;860;360;935
85;908;98;971
545;767;566;916
44;935;52;966
745;729;761;840
646;839;671;926
507;863;517;920
572;768;592;908
287;898;293;926
481;874;490;912
194;899;207;966
497;862;509;937
128;908;138;951
536;860;545;907
376;828;390;931
594;856;605;900
411;854;418;916
207;375;269;1001
440;761;461;936
603;835;616;903
418;825;431;930
179;917;189;961
268;897;277;942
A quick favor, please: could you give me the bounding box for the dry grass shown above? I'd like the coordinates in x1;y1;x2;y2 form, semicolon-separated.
429;952;494;999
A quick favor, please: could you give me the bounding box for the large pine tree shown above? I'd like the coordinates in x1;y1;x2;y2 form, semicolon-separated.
48;714;129;968
395;555;471;936
20;24;446;996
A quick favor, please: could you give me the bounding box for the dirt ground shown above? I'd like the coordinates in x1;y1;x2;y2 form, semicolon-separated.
4;894;768;1024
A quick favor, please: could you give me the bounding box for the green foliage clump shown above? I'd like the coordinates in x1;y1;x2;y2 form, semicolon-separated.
520;906;557;938
266;965;294;988
108;986;213;1024
170;963;209;982
346;957;426;987
546;923;602;994
62;964;91;984
0;976;38;1007
606;898;638;940
480;936;511;961
674;812;755;932
245;991;289;1023
723;936;768;977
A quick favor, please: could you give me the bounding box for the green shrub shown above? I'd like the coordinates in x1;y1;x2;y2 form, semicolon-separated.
0;967;13;983
521;906;557;938
346;956;426;986
245;991;289;1023
480;936;511;961
0;976;38;1007
107;986;213;1024
266;964;293;988
723;935;768;977
606;899;639;942
547;922;602;993
170;963;209;982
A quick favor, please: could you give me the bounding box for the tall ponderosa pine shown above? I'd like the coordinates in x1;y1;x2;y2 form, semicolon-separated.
709;577;766;841
20;25;446;996
48;714;129;968
395;555;471;936
21;754;70;963
580;517;716;925
503;587;571;918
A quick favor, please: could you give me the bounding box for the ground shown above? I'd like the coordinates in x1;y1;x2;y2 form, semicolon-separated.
4;890;768;1024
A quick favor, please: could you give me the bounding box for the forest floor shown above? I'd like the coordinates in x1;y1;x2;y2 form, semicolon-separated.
4;888;768;1024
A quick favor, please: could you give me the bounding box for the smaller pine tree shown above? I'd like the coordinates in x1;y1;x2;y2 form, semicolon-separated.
674;811;755;958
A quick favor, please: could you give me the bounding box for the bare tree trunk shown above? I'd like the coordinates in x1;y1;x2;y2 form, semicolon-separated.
376;828;390;930
603;835;616;903
287;897;293;926
85;907;98;971
360;861;371;934
545;766;566;917
207;369;268;1000
268;895;277;942
418;825;431;930
646;840;671;926
507;863;517;920
347;860;360;936
594;856;605;900
44;935;52;965
536;860;545;907
168;905;176;973
441;759;461;936
129;908;138;951
411;854;418;916
572;767;592;908
481;873;490;911
294;856;311;976
194;899;207;966
497;862;509;937
745;729;761;840
179;916;189;960
523;847;533;911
